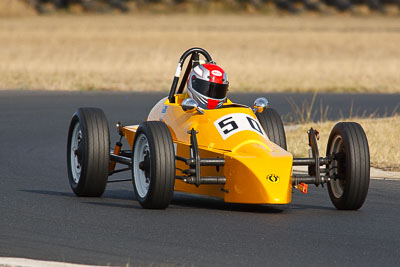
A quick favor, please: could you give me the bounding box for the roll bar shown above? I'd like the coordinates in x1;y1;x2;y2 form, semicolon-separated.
168;47;213;103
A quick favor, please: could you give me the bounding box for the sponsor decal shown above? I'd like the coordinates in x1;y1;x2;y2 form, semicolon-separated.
211;70;222;76
214;113;265;140
160;105;168;120
267;174;280;184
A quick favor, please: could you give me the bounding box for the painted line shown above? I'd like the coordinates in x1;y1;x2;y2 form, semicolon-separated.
369;177;400;181
292;166;400;180
0;257;114;267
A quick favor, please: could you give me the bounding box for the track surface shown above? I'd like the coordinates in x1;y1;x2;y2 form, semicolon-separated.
1;91;400;266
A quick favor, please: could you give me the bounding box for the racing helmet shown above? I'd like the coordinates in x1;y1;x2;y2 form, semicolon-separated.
187;63;229;109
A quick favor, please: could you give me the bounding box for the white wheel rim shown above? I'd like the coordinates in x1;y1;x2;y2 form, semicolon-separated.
70;122;83;184
328;135;345;198
133;134;150;198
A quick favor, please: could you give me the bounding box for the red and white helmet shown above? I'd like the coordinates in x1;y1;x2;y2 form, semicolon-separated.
187;63;229;109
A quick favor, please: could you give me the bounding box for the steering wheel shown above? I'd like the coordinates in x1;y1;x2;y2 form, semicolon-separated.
168;48;213;103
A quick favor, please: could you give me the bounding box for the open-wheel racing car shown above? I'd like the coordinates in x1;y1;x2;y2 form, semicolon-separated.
67;47;370;210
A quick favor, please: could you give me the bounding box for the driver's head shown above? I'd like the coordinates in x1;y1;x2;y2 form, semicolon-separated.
187;63;229;109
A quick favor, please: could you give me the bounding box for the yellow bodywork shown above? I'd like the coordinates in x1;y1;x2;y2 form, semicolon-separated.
121;95;293;204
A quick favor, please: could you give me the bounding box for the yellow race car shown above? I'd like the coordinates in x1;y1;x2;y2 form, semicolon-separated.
67;48;370;210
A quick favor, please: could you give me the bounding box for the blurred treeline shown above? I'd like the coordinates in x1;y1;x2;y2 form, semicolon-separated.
21;0;400;14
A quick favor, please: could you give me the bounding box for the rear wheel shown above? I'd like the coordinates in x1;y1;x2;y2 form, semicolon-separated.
256;108;287;150
67;108;110;197
132;121;175;209
326;122;370;210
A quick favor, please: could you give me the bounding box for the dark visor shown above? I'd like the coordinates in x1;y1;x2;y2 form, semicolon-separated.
192;77;228;99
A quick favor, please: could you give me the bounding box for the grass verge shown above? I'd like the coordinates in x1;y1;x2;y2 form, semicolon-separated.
286;116;400;171
1;15;400;92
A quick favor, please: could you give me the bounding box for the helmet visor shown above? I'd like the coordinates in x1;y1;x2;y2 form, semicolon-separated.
192;78;228;99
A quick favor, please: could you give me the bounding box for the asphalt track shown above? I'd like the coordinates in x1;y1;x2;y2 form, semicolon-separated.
1;91;400;266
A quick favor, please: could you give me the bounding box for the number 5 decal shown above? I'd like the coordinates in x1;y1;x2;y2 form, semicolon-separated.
214;113;266;140
218;117;239;134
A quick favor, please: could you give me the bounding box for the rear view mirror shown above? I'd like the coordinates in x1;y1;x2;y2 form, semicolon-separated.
182;98;198;112
182;98;204;114
253;97;269;113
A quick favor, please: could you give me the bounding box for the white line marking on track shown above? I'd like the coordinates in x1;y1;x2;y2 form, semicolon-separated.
0;257;115;267
292;166;400;180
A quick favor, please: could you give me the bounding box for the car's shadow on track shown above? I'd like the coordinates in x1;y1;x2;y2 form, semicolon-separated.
21;189;76;198
21;189;332;213
21;189;286;213
21;189;134;200
288;203;335;211
20;189;141;209
170;193;285;214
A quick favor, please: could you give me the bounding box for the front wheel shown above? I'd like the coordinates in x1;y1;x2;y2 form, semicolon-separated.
256;108;287;150
326;122;370;210
132;121;175;209
67;108;110;197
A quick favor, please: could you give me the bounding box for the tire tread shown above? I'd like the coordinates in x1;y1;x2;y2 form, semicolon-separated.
133;121;175;209
256;108;287;150
327;122;370;210
67;107;109;197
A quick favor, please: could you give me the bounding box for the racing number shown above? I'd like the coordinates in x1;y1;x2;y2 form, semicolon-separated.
218;117;239;134
247;117;263;135
216;114;264;139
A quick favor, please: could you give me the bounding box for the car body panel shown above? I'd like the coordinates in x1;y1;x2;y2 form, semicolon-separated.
121;94;293;204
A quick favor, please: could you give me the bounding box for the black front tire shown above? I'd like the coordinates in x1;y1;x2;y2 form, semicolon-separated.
67;108;110;197
132;121;175;209
326;122;370;210
256;108;287;150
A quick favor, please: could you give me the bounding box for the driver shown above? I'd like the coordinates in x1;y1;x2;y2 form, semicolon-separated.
187;63;229;109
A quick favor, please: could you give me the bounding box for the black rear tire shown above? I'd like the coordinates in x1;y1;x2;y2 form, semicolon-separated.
132;121;175;209
326;122;370;210
256;108;287;150
67;108;110;197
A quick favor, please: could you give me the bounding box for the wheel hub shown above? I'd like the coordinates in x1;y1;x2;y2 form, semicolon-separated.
329;135;346;198
70;122;83;184
74;141;84;165
139;151;150;178
133;134;151;198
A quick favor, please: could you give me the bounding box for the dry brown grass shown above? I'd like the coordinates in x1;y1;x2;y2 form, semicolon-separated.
286;116;400;171
0;0;36;17
0;15;400;92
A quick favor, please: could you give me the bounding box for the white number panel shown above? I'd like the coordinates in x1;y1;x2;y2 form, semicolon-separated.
214;113;266;140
